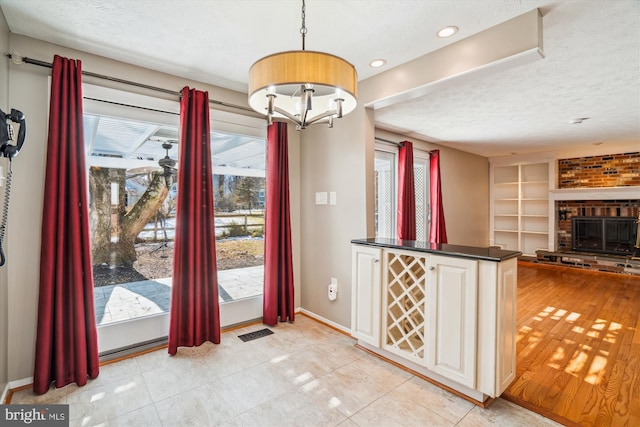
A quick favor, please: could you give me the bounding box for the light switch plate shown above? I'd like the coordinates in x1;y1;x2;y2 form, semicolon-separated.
315;192;328;205
329;191;337;205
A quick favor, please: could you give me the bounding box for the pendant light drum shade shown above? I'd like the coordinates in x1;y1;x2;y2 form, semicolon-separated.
248;50;358;128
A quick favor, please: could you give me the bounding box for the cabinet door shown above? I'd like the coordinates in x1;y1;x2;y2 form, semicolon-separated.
351;245;382;346
426;255;478;388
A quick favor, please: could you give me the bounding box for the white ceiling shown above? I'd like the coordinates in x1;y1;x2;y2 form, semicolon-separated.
1;0;638;157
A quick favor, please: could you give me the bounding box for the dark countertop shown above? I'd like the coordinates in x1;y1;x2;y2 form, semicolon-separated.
351;237;522;262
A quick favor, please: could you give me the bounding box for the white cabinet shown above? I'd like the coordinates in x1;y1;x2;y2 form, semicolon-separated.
491;161;552;256
379;250;479;389
426;255;478;389
351;245;382;347
351;241;519;404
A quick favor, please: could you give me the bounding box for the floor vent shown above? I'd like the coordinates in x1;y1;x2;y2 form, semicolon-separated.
238;328;274;342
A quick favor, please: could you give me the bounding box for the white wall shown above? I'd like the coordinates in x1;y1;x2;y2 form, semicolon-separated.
0;6;10;397
299;106;371;328
3;34;302;382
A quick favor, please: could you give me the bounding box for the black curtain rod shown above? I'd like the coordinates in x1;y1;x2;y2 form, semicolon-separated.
375;137;404;146
6;53;256;114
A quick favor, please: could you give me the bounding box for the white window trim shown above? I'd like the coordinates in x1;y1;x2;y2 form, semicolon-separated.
374;142;431;241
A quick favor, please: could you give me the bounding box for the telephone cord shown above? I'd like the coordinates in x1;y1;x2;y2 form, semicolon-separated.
0;165;13;266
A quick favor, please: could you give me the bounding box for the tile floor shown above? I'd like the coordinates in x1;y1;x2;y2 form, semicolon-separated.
9;316;561;427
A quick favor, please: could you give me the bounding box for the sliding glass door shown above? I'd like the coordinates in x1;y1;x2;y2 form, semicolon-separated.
84;85;266;355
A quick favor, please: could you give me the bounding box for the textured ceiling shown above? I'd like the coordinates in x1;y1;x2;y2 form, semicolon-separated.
0;0;638;157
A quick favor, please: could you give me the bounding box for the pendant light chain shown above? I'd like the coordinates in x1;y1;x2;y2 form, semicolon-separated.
300;0;307;51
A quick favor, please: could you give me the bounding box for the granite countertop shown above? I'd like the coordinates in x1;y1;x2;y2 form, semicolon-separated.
351;237;522;262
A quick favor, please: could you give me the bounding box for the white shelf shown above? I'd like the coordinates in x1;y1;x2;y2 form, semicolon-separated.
491;161;552;256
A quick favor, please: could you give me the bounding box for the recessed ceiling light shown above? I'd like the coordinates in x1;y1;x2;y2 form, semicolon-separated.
437;26;458;38
369;59;387;68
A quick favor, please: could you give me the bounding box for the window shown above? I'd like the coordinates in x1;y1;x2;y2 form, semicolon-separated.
374;143;430;240
83;85;266;336
375;149;395;238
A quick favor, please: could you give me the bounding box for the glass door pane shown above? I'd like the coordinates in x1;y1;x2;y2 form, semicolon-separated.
375;151;396;238
85;109;266;354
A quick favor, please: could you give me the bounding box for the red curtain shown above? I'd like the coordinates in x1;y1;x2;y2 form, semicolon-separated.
34;55;99;395
263;121;295;325
429;149;448;244
397;141;416;240
168;87;220;354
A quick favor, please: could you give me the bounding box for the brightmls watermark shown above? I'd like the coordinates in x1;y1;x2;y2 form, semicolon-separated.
0;405;68;426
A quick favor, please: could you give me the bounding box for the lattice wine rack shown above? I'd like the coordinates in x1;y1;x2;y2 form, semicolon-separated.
384;251;428;362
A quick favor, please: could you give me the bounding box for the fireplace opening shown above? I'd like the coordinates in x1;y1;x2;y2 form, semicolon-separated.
572;216;638;255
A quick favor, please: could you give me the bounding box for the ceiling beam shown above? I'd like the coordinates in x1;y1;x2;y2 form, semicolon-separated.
361;8;544;109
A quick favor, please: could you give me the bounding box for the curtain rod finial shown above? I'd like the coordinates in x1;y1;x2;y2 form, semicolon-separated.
9;52;24;65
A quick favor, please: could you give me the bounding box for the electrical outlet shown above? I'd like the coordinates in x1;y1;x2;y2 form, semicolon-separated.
328;283;337;301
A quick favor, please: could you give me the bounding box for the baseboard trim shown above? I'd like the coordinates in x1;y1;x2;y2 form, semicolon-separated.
298;308;351;335
1;382;9;404
9;377;32;389
3;377;32;403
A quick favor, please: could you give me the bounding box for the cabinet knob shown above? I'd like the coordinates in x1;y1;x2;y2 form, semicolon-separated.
373;259;379;263
429;266;435;271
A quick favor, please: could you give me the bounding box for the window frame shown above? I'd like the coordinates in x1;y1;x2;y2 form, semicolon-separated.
374;142;430;241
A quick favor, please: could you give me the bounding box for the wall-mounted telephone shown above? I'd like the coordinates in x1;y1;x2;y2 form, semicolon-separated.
0;107;26;266
0;108;26;159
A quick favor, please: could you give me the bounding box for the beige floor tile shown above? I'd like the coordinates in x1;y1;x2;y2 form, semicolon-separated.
237;388;348;427
10;385;68;404
216;411;257;427
66;374;152;426
107;404;162;427
219;361;295;412
315;361;409;417
388;376;476;424
349;391;453;427
101;357;141;380
141;356;218;402
336;419;359;427
154;381;245;426
458;398;564;426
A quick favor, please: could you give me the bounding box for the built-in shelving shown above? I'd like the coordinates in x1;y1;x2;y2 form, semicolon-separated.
490;161;552;256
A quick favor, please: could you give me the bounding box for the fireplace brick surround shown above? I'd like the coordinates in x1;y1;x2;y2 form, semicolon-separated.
533;152;640;275
556;199;639;251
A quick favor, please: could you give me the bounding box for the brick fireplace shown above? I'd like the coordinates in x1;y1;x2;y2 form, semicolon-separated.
535;152;640;275
556;199;639;251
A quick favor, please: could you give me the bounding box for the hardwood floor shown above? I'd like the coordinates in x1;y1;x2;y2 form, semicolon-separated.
502;262;640;427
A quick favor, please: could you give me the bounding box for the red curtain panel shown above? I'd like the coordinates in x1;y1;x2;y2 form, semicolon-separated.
168;87;220;354
263;121;295;325
34;55;100;395
397;141;416;240
429;149;448;244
